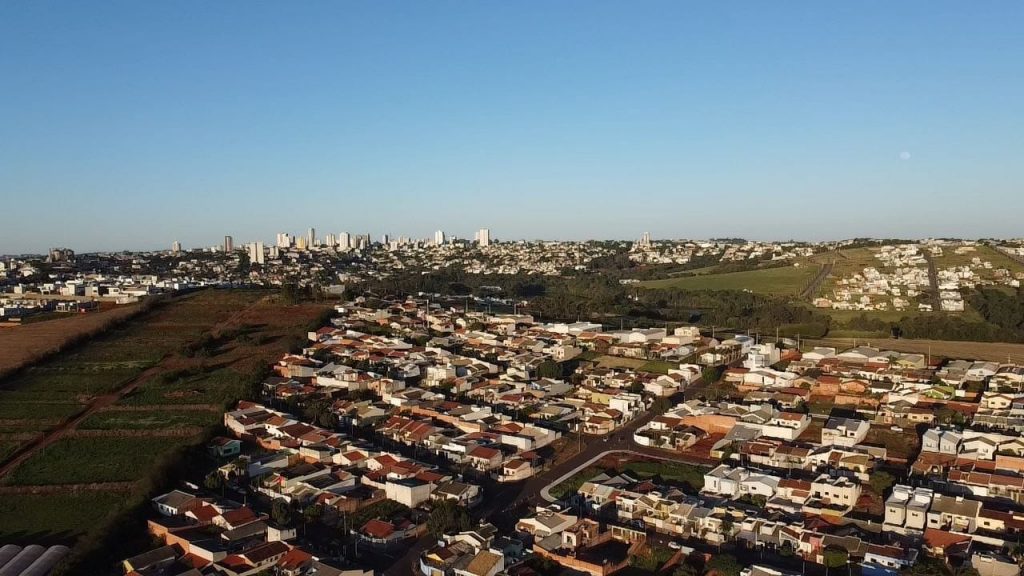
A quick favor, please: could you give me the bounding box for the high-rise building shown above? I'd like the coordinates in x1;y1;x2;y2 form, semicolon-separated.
307;227;316;247
248;241;266;265
171;241;181;254
276;233;292;248
476;228;491;247
434;230;445;245
224;236;234;253
339;232;351;250
639;232;652;248
269;246;280;259
295;236;308;251
381;233;389;245
324;233;336;248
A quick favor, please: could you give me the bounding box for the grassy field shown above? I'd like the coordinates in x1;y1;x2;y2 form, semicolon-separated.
639;264;816;295
550;466;604;500
3;436;184;486
80;409;220;430
619;460;706;493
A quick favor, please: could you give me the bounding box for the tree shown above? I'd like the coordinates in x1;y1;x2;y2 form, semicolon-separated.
706;554;742;576
823;547;848;568
720;516;734;536
651;397;671;414
271;498;294;527
302;504;324;535
427;500;472;537
204;471;224;492
537;360;562;379
868;471;895;495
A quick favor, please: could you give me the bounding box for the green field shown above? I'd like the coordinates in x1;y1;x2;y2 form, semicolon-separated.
4;365;143;399
0;492;131;545
620;460;706;492
550;466;604;500
80;409;219;430
118;367;251;406
3;436;184;486
639;265;817;295
0;401;84;421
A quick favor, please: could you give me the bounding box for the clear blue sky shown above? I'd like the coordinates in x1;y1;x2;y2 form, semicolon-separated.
2;2;1022;253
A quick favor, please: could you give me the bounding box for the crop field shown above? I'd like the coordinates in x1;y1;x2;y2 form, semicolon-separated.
0;288;331;547
2;436;184;485
118;366;250;406
0;401;84;421
639;264;817;295
80;408;220;430
0;492;130;545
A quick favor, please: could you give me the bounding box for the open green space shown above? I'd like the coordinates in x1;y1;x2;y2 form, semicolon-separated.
639;265;816;295
639;360;679;374
3;365;143;399
0;441;23;462
0;492;131;545
550;466;604;500
0;401;83;421
119;367;251;407
80;409;219;430
620;460;706;492
3;436;184;486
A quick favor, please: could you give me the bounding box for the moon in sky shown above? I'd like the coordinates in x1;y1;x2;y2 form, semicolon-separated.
899;151;911;160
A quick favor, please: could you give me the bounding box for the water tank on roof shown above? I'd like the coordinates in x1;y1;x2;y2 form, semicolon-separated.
0;545;44;576
19;545;70;576
0;546;22;570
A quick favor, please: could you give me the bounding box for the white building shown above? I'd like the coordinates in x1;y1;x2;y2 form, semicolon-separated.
476;228;491;247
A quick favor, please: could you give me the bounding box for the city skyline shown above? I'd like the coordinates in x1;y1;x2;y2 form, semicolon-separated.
3;2;1024;253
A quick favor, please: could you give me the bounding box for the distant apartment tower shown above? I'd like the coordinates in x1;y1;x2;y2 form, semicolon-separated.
247;241;266;265
476;228;491;247
171;241;181;254
339;232;351;250
276;232;292;248
224;236;234;253
381;233;390;245
639;232;652;247
295;236;308;251
324;233;337;247
307;227;316;247
434;230;446;245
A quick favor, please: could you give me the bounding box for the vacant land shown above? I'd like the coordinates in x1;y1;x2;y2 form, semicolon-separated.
0;302;146;379
0;288;330;547
806;337;1024;363
595;355;648;370
639;265;816;295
